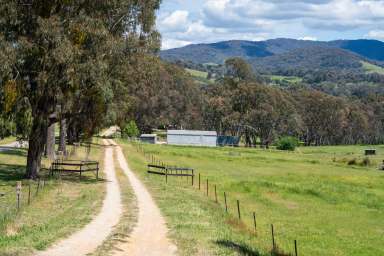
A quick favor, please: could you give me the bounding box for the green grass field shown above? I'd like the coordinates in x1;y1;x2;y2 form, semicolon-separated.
119;140;384;256
361;61;384;75
185;68;215;85
267;75;303;85
0;140;105;255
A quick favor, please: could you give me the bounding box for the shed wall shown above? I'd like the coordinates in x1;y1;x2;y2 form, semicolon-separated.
167;134;217;147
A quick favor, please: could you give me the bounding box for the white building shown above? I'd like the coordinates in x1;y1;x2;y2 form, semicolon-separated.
167;130;217;147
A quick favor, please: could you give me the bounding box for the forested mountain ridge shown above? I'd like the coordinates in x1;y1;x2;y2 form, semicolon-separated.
160;38;384;64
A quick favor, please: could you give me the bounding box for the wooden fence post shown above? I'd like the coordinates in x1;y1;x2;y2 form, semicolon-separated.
214;185;218;203
28;181;31;205
253;212;257;233
36;179;40;196
224;192;228;212
96;163;99;180
165;169;168;184
198;173;201;190
192;170;194;186
271;224;276;252
294;240;298;256
206;179;209;196
237;200;241;220
16;181;21;210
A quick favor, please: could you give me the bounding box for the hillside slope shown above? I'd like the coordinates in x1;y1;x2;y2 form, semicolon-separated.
160;38;384;64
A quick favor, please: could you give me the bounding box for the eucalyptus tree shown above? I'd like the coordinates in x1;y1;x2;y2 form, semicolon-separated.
0;0;161;178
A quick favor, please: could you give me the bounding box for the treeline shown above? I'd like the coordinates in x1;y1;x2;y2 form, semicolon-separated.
202;58;384;147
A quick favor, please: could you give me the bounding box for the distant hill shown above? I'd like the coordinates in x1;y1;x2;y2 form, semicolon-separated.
250;46;364;74
160;38;384;64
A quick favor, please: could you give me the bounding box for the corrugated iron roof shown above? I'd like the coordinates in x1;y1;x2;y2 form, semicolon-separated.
167;130;217;136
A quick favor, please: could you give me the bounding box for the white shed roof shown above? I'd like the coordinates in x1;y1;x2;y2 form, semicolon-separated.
167;130;217;136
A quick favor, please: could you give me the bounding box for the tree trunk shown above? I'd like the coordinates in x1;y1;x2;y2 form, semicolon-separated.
59;118;67;152
26;116;48;179
45;122;56;161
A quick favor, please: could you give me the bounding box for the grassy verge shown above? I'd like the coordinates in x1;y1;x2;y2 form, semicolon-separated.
0;137;16;146
91;151;138;256
0;139;105;256
117;140;384;256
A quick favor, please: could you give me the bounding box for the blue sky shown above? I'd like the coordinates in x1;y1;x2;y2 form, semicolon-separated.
157;0;384;49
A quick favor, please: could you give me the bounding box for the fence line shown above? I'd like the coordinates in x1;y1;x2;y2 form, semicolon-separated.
132;141;301;256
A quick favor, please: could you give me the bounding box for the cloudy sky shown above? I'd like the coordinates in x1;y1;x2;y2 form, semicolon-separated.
156;0;384;49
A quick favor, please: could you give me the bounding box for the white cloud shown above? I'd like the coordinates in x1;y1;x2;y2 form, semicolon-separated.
366;30;384;40
157;0;384;49
298;36;318;41
161;38;191;50
160;10;190;32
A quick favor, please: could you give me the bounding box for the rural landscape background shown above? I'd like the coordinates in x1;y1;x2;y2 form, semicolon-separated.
0;0;383;255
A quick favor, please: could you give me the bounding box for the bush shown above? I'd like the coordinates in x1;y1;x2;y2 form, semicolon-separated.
276;136;299;151
122;120;139;138
359;157;371;167
347;158;357;165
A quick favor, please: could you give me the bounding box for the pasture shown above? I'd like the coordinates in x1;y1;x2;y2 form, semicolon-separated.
119;141;384;256
361;61;384;75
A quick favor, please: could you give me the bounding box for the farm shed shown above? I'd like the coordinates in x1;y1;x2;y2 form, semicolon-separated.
140;134;157;144
167;130;217;147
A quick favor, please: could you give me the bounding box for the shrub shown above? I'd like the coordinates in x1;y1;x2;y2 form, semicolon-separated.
359;157;371;167
276;136;299;151
347;158;357;165
122;120;139;138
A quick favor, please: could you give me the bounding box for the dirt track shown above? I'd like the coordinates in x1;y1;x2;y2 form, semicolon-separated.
35;139;122;256
110;139;177;256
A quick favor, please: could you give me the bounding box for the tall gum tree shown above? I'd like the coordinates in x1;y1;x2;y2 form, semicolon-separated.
0;0;161;179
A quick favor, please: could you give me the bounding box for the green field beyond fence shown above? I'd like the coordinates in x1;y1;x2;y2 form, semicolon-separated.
120;140;384;256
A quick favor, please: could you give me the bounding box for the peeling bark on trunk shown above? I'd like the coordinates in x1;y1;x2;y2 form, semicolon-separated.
59;118;66;152
45;122;56;161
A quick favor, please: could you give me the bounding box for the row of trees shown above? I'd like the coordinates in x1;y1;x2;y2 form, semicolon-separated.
0;0;162;178
202;58;384;147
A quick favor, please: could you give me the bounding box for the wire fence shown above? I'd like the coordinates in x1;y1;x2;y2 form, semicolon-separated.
0;178;51;231
132;141;300;256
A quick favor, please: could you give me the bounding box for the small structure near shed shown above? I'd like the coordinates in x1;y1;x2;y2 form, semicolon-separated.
167;130;217;147
217;135;240;147
365;149;376;156
140;134;157;144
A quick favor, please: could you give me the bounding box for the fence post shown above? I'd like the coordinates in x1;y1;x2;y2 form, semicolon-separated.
28;180;31;205
237;200;241;220
294;240;298;256
36;179;40;196
165;169;168;184
16;181;21;210
198;173;201;190
96;163;99;180
80;164;82;179
271;224;276;252
214;185;218;203
224;192;228;212
206;179;209;196
253;212;257;233
192;170;194;186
